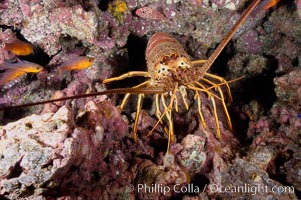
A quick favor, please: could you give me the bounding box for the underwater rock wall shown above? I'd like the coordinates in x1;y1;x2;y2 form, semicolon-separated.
0;0;300;199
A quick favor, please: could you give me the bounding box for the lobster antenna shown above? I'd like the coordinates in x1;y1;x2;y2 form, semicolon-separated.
0;87;165;110
199;0;261;74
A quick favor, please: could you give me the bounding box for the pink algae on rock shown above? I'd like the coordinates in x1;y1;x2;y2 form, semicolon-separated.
0;101;130;199
0;0;301;199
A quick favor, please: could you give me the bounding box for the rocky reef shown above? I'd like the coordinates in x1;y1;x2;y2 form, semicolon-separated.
0;0;300;199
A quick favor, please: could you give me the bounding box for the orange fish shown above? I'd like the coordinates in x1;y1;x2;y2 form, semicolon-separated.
0;61;44;86
251;0;281;16
3;39;33;56
135;7;166;21
58;56;94;76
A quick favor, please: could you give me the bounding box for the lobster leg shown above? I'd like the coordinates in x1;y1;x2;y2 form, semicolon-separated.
102;71;150;83
216;86;232;130
194;91;207;131
161;94;173;135
167;83;178;150
155;93;162;117
161;93;174;149
203;73;233;104
210;95;221;138
174;92;179;112
151;83;178;150
161;87;181;152
200;77;232;130
120;93;131;110
120;80;150;109
191;60;207;65
188;82;225;139
133;93;144;142
145;93;171;138
155;94;170;136
204;75;244;91
179;86;189;110
192;82;223;101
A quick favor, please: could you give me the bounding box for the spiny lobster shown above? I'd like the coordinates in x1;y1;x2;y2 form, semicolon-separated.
0;0;269;150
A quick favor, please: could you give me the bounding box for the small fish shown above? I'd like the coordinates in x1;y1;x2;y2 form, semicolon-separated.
135;6;166;21
58;56;94;76
251;0;281;17
0;69;27;86
3;61;44;72
0;61;44;86
3;39;33;56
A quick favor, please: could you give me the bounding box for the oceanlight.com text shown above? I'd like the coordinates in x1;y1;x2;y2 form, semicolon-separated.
125;183;295;196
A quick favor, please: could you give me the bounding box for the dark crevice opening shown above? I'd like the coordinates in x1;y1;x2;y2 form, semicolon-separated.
231;55;278;144
209;41;235;77
109;33;147;88
7;162;23;179
98;0;112;11
105;33;148;111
